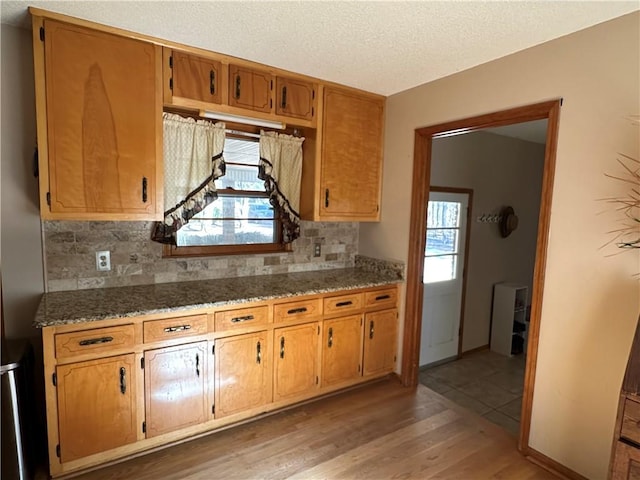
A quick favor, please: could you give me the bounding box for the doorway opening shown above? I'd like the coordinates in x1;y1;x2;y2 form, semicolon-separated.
401;100;561;453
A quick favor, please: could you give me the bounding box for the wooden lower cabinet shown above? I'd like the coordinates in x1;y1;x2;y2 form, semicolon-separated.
612;441;640;480
214;331;271;418
56;354;137;463
321;314;364;387
144;341;208;438
273;322;320;401
363;309;398;377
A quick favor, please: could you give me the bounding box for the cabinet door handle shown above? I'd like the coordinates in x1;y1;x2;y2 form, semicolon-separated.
235;75;241;99
369;320;375;339
142;177;148;203
336;301;353;308
195;353;200;377
287;307;307;315
209;69;216;95
79;336;113;346
256;341;261;364
231;315;254;323
325;189;330;208
328;327;333;348
281;86;287;109
119;367;126;394
280;336;285;359
163;325;191;333
375;294;391;301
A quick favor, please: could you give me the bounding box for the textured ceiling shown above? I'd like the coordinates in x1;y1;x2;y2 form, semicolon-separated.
1;1;638;96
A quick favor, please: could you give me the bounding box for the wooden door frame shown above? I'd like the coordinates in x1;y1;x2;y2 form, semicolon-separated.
401;100;561;454
426;186;474;359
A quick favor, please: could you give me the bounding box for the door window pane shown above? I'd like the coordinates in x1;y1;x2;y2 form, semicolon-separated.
425;229;458;256
427;201;460;228
423;255;457;283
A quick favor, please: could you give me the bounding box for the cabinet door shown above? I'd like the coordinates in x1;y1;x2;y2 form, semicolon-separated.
56;354;137;462
321;314;363;387
171;50;222;104
215;331;270;417
42;19;161;218
228;65;273;113
363;309;398;376
274;323;319;401
144;342;207;438
611;441;640;480
320;87;384;220
275;76;315;120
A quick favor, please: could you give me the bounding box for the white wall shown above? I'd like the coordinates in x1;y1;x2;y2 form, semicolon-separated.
360;12;640;479
431;131;545;352
1;24;45;339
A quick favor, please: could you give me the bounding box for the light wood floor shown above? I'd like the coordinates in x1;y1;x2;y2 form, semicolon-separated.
69;378;557;479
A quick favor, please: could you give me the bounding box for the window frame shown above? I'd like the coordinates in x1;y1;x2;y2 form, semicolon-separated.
163;125;291;258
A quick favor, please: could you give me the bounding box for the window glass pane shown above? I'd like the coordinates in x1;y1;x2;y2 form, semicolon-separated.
423;255;457;283
218;164;263;190
177;219;275;246
190;196;273;220
224;137;260;165
426;228;458;256
427;201;460;228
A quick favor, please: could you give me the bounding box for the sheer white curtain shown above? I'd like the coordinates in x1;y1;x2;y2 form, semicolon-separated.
152;113;226;244
259;131;304;243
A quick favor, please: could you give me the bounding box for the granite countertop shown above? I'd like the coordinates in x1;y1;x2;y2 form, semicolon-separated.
35;267;403;328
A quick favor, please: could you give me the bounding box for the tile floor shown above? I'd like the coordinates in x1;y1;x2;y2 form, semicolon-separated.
419;349;525;436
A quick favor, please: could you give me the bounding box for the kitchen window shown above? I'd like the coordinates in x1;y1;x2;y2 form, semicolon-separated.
164;133;290;257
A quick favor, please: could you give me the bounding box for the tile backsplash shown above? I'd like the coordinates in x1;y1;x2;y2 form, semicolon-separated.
44;221;358;292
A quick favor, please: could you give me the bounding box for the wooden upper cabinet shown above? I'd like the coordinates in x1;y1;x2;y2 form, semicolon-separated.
38;19;162;220
321;314;364;388
144;342;208;437
273;323;319;402
362;309;397;377
228;64;273;113
215;331;271;418
56;354;137;462
318;87;384;220
167;50;222;105
275;76;316;121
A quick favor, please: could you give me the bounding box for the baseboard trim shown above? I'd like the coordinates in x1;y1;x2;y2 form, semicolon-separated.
460;344;489;357
525;448;588;480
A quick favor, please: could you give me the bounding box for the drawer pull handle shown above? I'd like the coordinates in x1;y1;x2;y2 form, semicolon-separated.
280;336;285;359
231;315;254;323
195;353;200;377
209;69;216;95
336;301;353;308
328;327;333;348
369;320;375;339
142;177;148;203
375;294;391;301
287;307;308;315
79;336;114;346
235;75;241;99
281;86;287;109
256;341;261;364
119;367;126;395
163;325;191;333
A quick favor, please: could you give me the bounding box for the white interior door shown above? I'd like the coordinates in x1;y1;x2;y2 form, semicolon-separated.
420;191;469;366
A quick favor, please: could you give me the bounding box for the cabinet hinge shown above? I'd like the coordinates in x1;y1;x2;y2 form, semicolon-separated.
140;357;145;369
312;89;315;100
270;98;273;109
169;55;173;69
142;421;146;434
169;78;173;91
56;444;60;458
270;79;273;90
52;372;57;386
311;107;315;117
46;192;51;206
39;27;45;42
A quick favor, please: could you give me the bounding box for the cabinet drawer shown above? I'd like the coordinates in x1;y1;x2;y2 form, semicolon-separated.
55;324;135;359
364;288;398;309
143;315;207;343
214;306;269;332
324;293;363;317
622;398;640;445
274;298;322;323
